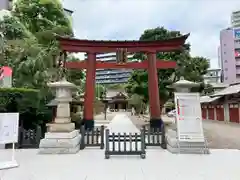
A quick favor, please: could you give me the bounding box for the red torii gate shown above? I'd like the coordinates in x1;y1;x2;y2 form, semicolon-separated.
57;34;189;129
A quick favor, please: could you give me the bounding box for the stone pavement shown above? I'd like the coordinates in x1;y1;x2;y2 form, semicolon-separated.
94;112;120;127
0;149;240;180
1;113;240;179
106;113;141;151
107;113;140;133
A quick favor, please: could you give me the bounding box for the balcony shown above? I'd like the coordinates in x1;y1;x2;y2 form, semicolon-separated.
96;69;132;75
235;40;240;48
236;67;240;74
236;58;240;66
96;73;131;80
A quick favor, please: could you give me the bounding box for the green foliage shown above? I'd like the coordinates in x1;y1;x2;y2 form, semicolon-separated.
126;27;210;105
0;15;33;40
0;0;76;128
0;88;42;128
95;84;106;99
105;84;126;90
0;88;40;112
0;87;53;128
0;0;74;89
128;94;145;114
13;0;73;42
66;55;84;87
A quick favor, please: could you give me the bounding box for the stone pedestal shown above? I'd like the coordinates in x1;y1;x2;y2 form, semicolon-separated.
39;130;81;154
39;79;81;154
166;129;209;154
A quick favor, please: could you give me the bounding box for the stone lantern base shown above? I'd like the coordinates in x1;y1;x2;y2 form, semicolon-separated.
38;103;81;154
39;127;81;154
166;129;210;154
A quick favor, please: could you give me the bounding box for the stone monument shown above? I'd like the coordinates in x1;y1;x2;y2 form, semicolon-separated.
39;78;81;154
166;77;209;154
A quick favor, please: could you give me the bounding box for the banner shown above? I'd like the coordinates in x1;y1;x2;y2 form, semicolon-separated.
0;113;19;144
174;93;204;142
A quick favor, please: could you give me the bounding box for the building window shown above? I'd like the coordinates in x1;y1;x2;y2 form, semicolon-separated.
224;52;226;54
224;60;227;63
225;77;228;80
224;44;226;46
225;68;228;71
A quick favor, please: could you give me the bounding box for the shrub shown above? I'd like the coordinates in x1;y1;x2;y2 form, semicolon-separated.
0;88;42;128
0;88;40;113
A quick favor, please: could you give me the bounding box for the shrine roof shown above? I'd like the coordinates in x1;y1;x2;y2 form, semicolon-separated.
200;96;222;103
106;90;128;99
56;33;190;47
211;83;240;97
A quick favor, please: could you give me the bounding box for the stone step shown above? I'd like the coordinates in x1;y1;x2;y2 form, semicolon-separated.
167;144;210;154
167;136;207;148
39;145;80;154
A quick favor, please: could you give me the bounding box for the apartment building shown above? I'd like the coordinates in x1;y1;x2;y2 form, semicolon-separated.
0;0;12;10
219;28;240;83
231;10;240;28
85;53;136;84
203;68;222;84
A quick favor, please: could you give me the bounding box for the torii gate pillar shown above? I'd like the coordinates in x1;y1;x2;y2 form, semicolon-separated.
147;52;162;128
83;52;96;129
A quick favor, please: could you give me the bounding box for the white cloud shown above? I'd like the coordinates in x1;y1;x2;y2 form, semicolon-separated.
63;0;240;68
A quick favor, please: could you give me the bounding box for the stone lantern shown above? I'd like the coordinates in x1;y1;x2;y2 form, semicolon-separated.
39;78;81;154
171;77;200;93
166;77;209;154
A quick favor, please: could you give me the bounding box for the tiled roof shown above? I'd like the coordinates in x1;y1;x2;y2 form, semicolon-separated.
211;83;240;97
200;96;221;103
106;90;127;98
56;34;190;44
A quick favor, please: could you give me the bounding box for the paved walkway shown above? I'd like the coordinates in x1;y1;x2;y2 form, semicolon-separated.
1;149;240;180
128;113;240;150
1;113;240;179
203;120;240;149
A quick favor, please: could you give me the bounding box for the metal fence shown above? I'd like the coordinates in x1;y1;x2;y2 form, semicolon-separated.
105;129;146;159
143;124;166;149
80;125;104;150
5;126;42;149
18;126;42;148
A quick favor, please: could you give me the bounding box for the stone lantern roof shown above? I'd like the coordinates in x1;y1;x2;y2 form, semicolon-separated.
47;78;76;89
172;79;200;89
169;77;200;93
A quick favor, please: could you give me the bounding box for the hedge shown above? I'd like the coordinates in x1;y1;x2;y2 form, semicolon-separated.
0;88;40;113
0;88;53;129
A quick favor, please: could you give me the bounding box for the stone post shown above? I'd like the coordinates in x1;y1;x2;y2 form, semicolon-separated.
39;78;81;154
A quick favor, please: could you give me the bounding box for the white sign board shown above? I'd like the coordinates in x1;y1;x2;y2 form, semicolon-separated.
174;93;204;142
0;113;19;170
0;113;19;144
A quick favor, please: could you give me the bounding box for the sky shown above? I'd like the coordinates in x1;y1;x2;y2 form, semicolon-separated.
63;0;240;69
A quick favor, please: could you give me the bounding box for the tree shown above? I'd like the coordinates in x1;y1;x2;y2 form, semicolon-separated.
13;0;73;44
66;55;84;88
95;84;106;99
126;27;209;105
128;94;145;114
0;0;81;127
105;83;126;90
0;0;75;89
